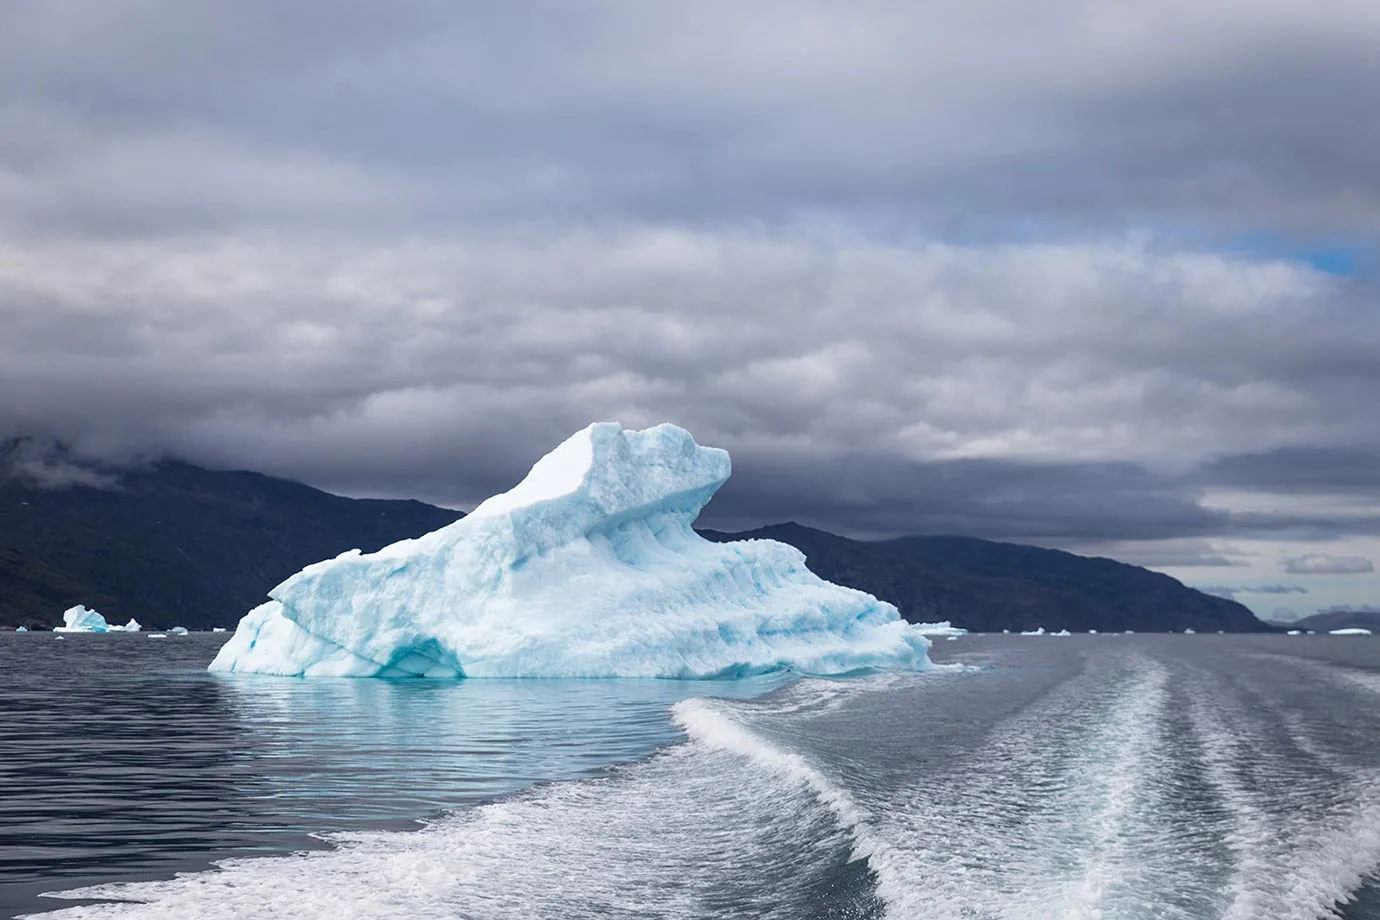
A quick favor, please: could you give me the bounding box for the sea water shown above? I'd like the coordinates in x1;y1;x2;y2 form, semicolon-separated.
2;632;1379;919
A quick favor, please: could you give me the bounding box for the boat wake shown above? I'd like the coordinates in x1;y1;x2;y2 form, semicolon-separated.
28;641;1380;920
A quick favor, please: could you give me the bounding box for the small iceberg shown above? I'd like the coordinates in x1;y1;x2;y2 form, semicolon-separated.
914;621;967;637
15;626;28;633
148;634;169;639
1088;629;1099;635
169;626;189;636
212;627;227;633
1329;628;1373;636
1287;629;1302;636
53;605;109;633
1019;627;1046;636
1051;629;1072;637
1183;628;1196;635
211;423;933;679
52;605;140;633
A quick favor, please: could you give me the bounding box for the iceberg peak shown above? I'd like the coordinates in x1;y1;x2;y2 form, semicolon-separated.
210;423;930;679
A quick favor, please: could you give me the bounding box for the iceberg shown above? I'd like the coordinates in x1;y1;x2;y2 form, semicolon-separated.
1329;628;1373;636
15;626;27;633
169;626;189;636
54;605;110;633
52;606;141;633
210;423;932;679
913;621;967;637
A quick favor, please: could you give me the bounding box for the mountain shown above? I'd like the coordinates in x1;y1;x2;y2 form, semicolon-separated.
0;446;462;630
699;523;1270;633
1;445;1269;633
1279;610;1380;633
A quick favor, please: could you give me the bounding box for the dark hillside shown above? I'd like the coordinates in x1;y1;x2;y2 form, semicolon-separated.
699;523;1270;633
0;452;462;630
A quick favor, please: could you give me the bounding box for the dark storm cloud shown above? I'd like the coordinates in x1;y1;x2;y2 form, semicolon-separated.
3;1;1380;235
2;1;1380;546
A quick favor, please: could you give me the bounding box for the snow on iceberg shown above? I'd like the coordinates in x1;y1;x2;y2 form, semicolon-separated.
210;423;932;679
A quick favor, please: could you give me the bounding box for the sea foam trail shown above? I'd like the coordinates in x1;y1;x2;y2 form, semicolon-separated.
32;684;876;920
1191;655;1380;920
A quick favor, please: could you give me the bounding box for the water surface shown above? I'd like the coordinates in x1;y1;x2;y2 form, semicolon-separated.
4;632;1380;919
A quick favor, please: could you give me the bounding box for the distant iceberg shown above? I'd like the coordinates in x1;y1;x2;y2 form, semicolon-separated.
210;423;932;679
54;605;107;632
169;626;189;636
914;621;967;637
52;605;141;633
1329;627;1373;636
15;626;28;633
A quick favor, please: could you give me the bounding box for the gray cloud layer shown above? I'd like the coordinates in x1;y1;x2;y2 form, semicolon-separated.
3;2;1380;545
1282;554;1375;575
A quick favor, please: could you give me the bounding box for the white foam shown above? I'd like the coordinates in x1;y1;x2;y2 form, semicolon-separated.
36;687;863;920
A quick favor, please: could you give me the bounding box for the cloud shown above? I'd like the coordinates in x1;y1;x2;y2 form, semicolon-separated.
1;1;1379;552
0;439;119;490
2;2;1380;236
0;230;1374;541
1318;603;1380;614
1197;584;1309;598
1282;553;1375;575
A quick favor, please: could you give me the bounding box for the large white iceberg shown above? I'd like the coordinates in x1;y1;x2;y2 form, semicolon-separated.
210;423;932;679
52;605;141;633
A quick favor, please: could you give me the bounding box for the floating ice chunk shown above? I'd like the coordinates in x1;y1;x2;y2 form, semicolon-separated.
1183;628;1196;635
148;634;168;639
1329;628;1373;636
212;627;227;633
1088;629;1099;635
53;605;110;633
914;621;967;637
210;423;932;679
112;618;141;633
169;626;189;636
1287;629;1302;635
1019;627;1046;636
15;626;27;633
1050;629;1072;637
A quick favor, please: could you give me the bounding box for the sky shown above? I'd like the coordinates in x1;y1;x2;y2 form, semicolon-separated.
2;1;1379;620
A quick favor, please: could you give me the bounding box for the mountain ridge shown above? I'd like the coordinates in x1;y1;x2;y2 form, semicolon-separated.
0;453;1270;632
